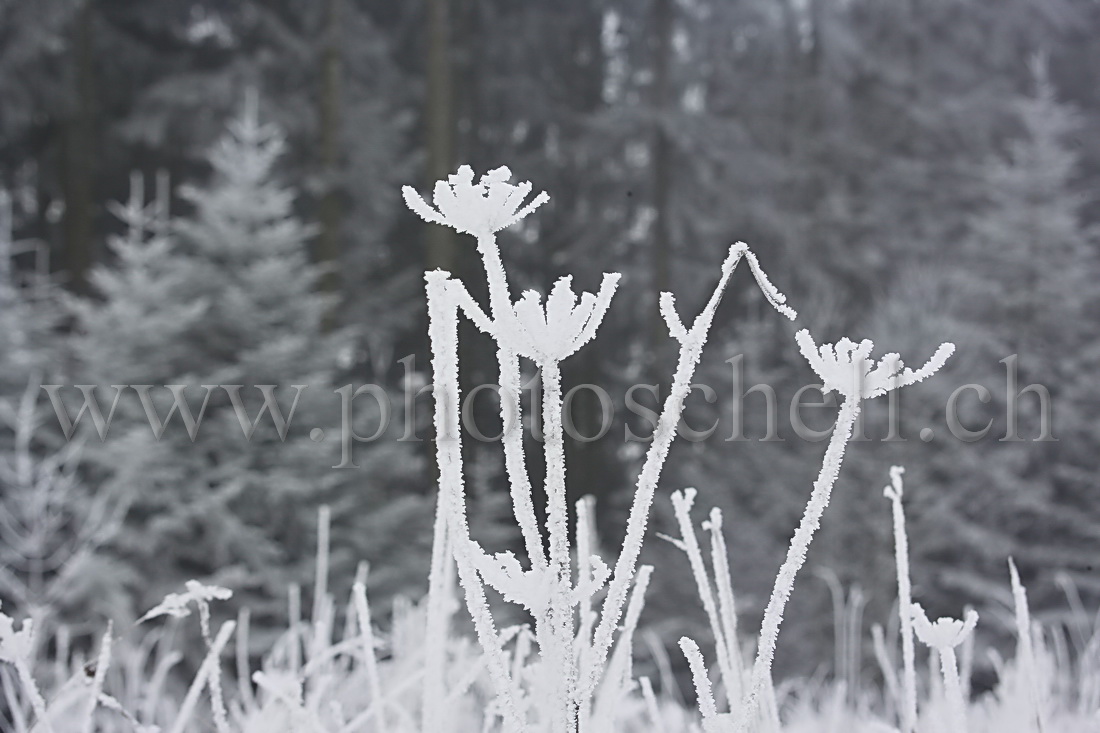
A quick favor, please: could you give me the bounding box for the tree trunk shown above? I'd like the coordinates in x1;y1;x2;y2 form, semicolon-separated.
424;0;456;273
61;0;96;295
649;0;674;374
317;0;344;321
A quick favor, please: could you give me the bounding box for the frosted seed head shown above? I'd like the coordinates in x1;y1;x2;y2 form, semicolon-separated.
402;165;548;237
796;329;954;400
496;275;618;362
910;603;978;650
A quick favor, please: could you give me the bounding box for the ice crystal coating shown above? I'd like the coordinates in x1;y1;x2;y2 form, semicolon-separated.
0;603;34;666
499;274;621;362
402;165;549;237
795;329;955;399
139;580;233;623
910;604;979;650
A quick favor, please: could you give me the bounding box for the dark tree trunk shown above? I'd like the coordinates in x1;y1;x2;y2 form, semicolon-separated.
649;0;674;376
317;0;344;323
61;0;96;295
424;0;456;273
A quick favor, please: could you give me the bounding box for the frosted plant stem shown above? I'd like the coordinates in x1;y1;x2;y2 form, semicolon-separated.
499;347;546;569
541;359;577;733
81;624;113;733
940;647;968;733
478;233;544;569
313;505;331;630
640;677;662;730
884;468;917;733
14;657;52;733
236;608;255;712
1009;558;1045;732
167;621;235;733
423;273;459;733
742;396;861;730
680;637;719;730
593;566;654;730
708;508;745;711
353;578;388;733
476;234;511;321
575;495;597;659
422;461;452;732
671;490;737;707
426;272;524;733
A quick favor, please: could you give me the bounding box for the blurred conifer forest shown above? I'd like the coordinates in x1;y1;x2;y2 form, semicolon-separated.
0;0;1098;689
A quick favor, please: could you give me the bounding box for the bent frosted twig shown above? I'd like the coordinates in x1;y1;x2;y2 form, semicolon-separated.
425;271;524;732
584;243;796;701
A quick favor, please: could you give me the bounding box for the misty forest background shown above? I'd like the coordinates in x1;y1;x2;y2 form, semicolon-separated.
0;0;1098;690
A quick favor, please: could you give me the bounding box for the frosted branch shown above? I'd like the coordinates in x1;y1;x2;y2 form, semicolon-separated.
659;292;688;342
584;242;789;700
742;396;861;728
884;466;917;733
425;271;524;731
736;243;798;320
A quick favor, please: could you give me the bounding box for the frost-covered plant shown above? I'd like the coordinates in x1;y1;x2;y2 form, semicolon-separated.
883;466;917;733
0;600;51;731
1008;558;1046;732
140;580;235;733
405;165;796;733
721;333;953;730
911;604;978;733
7;160;1098;733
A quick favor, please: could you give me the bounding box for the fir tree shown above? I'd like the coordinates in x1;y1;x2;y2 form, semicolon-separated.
68;95;427;639
916;56;1099;619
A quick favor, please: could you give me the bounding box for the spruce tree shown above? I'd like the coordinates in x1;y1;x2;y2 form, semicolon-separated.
69;95;427;639
916;57;1099;617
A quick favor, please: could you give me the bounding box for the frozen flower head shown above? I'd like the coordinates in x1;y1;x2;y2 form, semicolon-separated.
500;273;620;363
402;165;549;238
0;603;34;665
795;329;954;400
910;603;978;651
